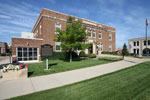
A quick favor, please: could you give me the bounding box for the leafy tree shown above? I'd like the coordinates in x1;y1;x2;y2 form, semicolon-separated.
55;16;90;62
122;43;129;59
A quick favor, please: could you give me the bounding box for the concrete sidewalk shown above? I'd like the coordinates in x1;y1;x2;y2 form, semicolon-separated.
0;57;149;100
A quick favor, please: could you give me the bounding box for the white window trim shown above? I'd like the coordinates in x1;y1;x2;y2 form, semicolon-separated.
40;25;42;34
93;31;96;38
109;33;112;41
88;30;92;38
16;47;38;62
55;42;61;52
99;32;102;39
55;23;61;34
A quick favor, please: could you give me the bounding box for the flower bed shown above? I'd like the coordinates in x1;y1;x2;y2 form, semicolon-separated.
1;64;28;81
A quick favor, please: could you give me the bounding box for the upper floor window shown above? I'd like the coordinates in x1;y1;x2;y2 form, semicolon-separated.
144;41;146;46
55;24;61;31
40;25;42;34
148;40;150;45
93;31;96;38
134;42;136;46
88;30;92;37
137;41;139;46
99;32;102;39
109;33;112;40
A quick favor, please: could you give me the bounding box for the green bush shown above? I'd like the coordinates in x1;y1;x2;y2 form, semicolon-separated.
101;51;118;55
98;57;123;61
42;51;79;60
87;54;96;58
0;53;6;56
79;51;86;57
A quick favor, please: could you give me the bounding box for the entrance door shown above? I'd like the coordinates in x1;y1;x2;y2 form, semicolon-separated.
88;46;93;54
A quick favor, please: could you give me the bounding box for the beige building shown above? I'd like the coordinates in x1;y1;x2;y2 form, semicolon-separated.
128;37;150;56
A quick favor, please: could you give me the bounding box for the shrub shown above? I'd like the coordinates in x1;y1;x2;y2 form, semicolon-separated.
79;51;86;57
42;51;79;60
87;54;96;58
0;53;6;56
98;57;123;61
101;51;118;55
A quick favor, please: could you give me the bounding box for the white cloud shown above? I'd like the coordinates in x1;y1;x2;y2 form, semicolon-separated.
0;15;11;19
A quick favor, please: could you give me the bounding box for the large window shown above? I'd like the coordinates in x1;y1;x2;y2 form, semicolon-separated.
55;24;61;31
17;47;38;61
99;32;102;39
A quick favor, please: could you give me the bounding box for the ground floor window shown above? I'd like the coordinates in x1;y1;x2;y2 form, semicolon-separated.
17;47;38;61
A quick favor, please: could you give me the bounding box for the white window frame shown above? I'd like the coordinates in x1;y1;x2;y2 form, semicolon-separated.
109;33;112;41
93;31;96;38
40;24;42;34
16;47;38;61
55;42;61;52
98;43;103;51
88;30;92;38
55;23;61;31
99;32;102;39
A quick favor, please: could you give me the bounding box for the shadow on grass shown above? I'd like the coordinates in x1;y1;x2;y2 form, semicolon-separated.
28;71;34;77
48;63;58;67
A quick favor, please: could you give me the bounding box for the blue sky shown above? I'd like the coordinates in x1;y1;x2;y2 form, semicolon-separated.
0;0;150;48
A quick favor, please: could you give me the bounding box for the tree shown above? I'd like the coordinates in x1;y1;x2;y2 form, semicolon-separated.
55;16;89;62
122;43;129;59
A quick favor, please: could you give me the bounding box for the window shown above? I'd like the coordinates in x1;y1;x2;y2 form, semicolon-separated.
93;31;96;38
17;47;38;61
55;42;61;51
144;41;146;46
148;40;150;45
109;33;112;40
99;32;102;39
55;24;61;31
109;45;112;52
137;41;139;46
56;45;60;51
40;25;42;34
88;30;92;37
134;42;136;46
98;43;103;51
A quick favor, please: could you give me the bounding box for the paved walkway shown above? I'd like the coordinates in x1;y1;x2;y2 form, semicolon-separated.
0;57;150;100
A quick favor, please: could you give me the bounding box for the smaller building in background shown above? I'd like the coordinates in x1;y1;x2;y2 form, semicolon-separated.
0;42;9;54
128;37;150;56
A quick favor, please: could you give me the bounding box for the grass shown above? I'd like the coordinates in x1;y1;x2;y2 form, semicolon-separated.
9;61;150;100
28;57;121;77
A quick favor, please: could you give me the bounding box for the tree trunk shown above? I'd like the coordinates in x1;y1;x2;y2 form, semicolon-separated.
70;50;72;62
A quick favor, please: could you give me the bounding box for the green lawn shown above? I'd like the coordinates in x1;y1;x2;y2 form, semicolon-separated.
10;61;150;100
28;57;121;77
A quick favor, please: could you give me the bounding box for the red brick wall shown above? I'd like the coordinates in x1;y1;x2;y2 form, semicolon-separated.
12;37;43;62
32;8;116;52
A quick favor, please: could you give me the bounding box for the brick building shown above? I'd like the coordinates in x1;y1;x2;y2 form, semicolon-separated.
0;42;9;54
12;8;116;62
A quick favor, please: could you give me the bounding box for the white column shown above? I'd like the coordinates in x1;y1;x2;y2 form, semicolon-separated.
93;43;96;54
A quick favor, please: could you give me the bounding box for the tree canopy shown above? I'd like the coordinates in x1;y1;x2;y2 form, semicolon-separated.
55;16;89;62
